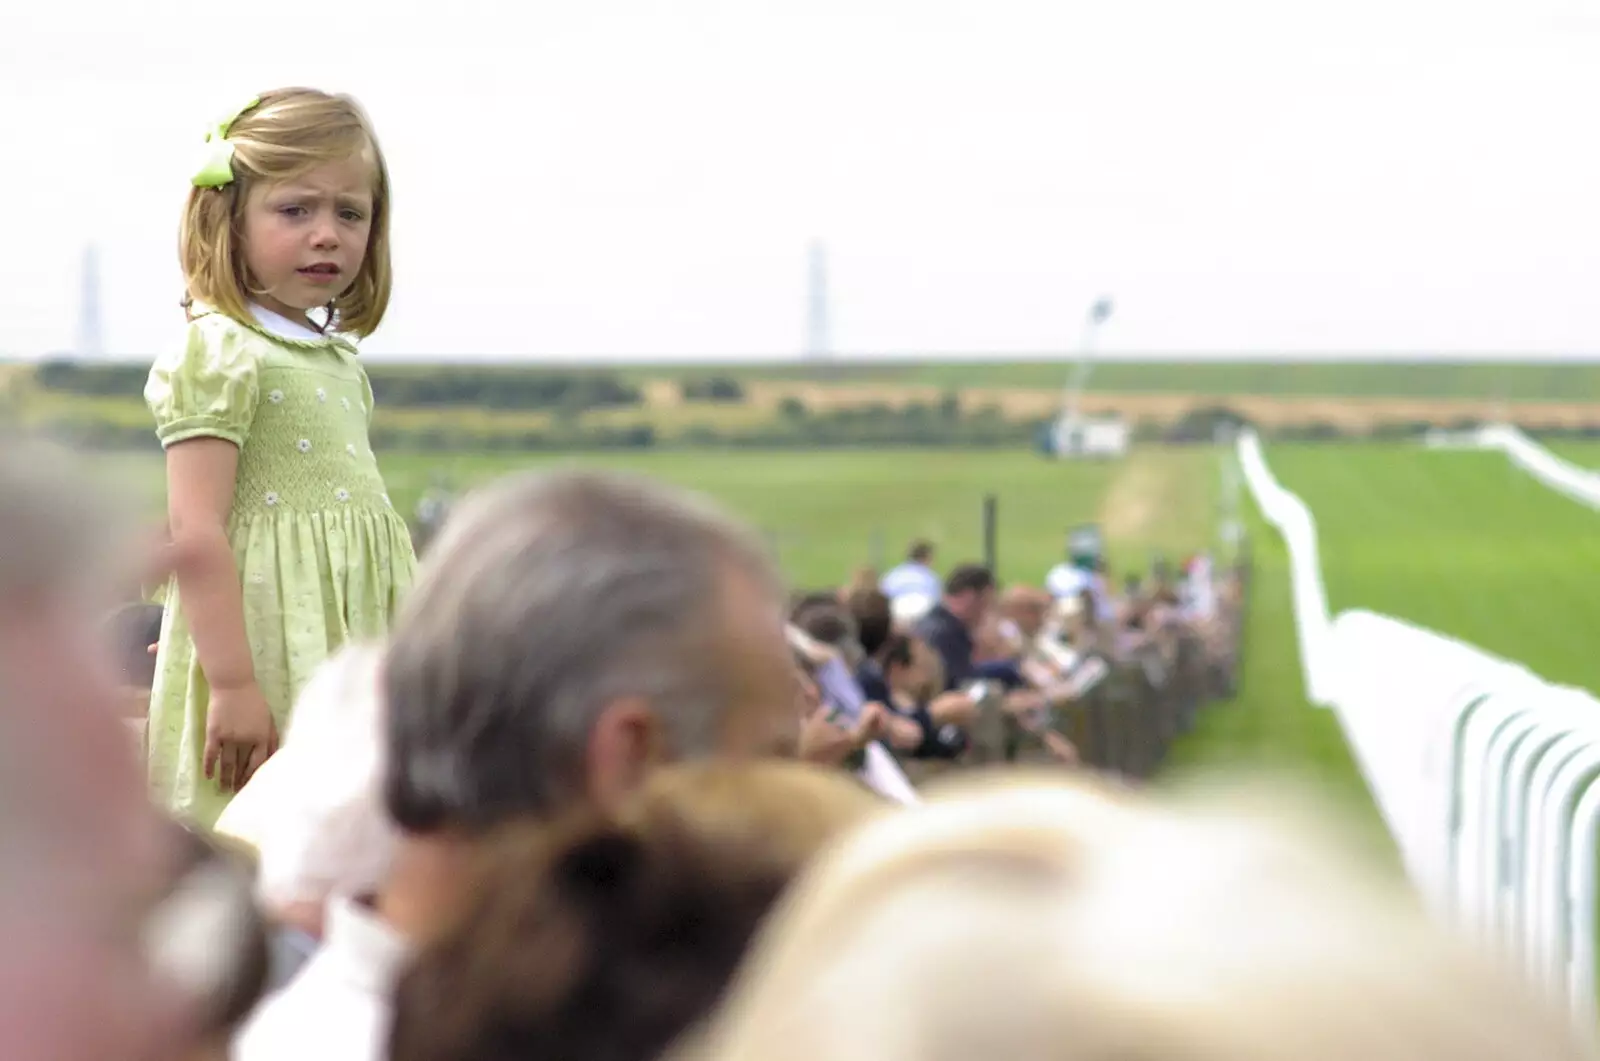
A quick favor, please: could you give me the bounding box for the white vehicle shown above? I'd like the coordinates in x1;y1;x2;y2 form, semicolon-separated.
1047;415;1129;458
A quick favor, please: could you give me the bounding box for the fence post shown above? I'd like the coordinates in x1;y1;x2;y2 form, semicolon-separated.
982;494;999;576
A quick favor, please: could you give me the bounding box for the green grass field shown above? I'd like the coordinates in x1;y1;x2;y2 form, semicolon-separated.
96;447;1215;589
1547;441;1600;471
1265;443;1600;695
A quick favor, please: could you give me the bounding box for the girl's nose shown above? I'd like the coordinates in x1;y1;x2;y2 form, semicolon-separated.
310;217;340;249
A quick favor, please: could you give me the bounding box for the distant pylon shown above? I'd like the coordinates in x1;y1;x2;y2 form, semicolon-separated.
76;243;105;359
805;240;830;360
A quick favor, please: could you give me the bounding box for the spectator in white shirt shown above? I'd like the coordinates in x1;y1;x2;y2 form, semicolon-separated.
879;540;942;602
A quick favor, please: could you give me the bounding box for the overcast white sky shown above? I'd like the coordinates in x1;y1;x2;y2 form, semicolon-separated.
2;0;1599;361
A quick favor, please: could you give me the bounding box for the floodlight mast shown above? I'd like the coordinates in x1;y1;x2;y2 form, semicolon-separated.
1057;297;1115;440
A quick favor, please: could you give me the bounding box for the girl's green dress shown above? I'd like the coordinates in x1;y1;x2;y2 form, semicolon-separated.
144;304;416;828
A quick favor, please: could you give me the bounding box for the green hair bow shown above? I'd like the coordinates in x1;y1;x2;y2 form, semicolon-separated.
191;96;261;189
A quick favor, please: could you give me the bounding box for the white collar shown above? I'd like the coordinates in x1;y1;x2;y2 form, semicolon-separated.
250;304;328;342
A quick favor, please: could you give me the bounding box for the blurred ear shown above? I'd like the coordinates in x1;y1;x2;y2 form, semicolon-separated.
584;698;665;812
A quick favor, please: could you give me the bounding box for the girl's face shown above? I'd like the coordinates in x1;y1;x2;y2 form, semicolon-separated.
241;159;375;320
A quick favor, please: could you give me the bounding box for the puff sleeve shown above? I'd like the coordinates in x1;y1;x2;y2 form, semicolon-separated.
144;316;261;448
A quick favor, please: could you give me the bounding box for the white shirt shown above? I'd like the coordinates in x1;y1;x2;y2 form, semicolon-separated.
231;896;408;1061
859;743;920;805
879;562;941;601
1045;562;1089;600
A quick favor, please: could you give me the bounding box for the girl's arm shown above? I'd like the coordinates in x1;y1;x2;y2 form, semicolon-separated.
167;438;277;790
166;439;254;690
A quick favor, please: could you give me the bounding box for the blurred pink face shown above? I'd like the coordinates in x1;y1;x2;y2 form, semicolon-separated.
0;589;185;1061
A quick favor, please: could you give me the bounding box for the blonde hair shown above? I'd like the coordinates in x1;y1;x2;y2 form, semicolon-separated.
681;772;1593;1061
614;759;886;863
178;87;393;337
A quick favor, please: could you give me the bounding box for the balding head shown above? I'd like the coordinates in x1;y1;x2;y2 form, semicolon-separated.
383;469;798;834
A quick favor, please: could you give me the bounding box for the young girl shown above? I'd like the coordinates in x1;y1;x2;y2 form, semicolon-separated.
144;88;416;828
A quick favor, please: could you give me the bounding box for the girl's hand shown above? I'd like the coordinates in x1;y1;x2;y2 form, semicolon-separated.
205;682;279;792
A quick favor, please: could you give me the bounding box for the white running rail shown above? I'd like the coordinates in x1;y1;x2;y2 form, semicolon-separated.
1477;424;1600;511
1235;429;1600;1032
1234;431;1336;709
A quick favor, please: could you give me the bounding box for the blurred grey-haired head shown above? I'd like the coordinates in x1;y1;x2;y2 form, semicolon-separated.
383;468;787;834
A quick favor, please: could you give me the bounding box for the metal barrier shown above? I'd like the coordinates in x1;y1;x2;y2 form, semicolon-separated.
999;567;1250;777
1442;676;1600;1029
1238;426;1600;1033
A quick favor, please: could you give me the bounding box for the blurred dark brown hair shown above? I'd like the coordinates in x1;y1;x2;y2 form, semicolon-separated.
388;761;883;1061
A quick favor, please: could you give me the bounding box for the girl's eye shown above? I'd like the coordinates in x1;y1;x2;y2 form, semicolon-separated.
340;210;366;223
279;205;307;218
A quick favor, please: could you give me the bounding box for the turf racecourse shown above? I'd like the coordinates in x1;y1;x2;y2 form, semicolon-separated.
1270;442;1600;696
1173;438;1600;877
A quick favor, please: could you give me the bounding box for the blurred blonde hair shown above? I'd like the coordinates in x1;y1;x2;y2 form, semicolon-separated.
178;87;392;337
680;771;1592;1061
615;758;886;864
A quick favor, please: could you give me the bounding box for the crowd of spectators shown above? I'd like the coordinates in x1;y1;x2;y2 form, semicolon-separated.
782;536;1239;785
1;436;1588;1061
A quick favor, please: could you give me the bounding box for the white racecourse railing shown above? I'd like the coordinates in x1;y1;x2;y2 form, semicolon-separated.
1476;424;1600;511
1236;428;1600;1030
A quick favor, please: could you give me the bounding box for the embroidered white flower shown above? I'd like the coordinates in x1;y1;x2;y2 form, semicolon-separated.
264;491;279;507
346;443;357;456
267;389;285;404
340;397;352;411
335;488;351;503
297;439;312;453
316;387;328;402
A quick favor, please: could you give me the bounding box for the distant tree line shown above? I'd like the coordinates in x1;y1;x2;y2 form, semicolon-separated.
366;370;641;412
26;362;1600;451
35;361;150;397
679;376;746;402
32;361;646;414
